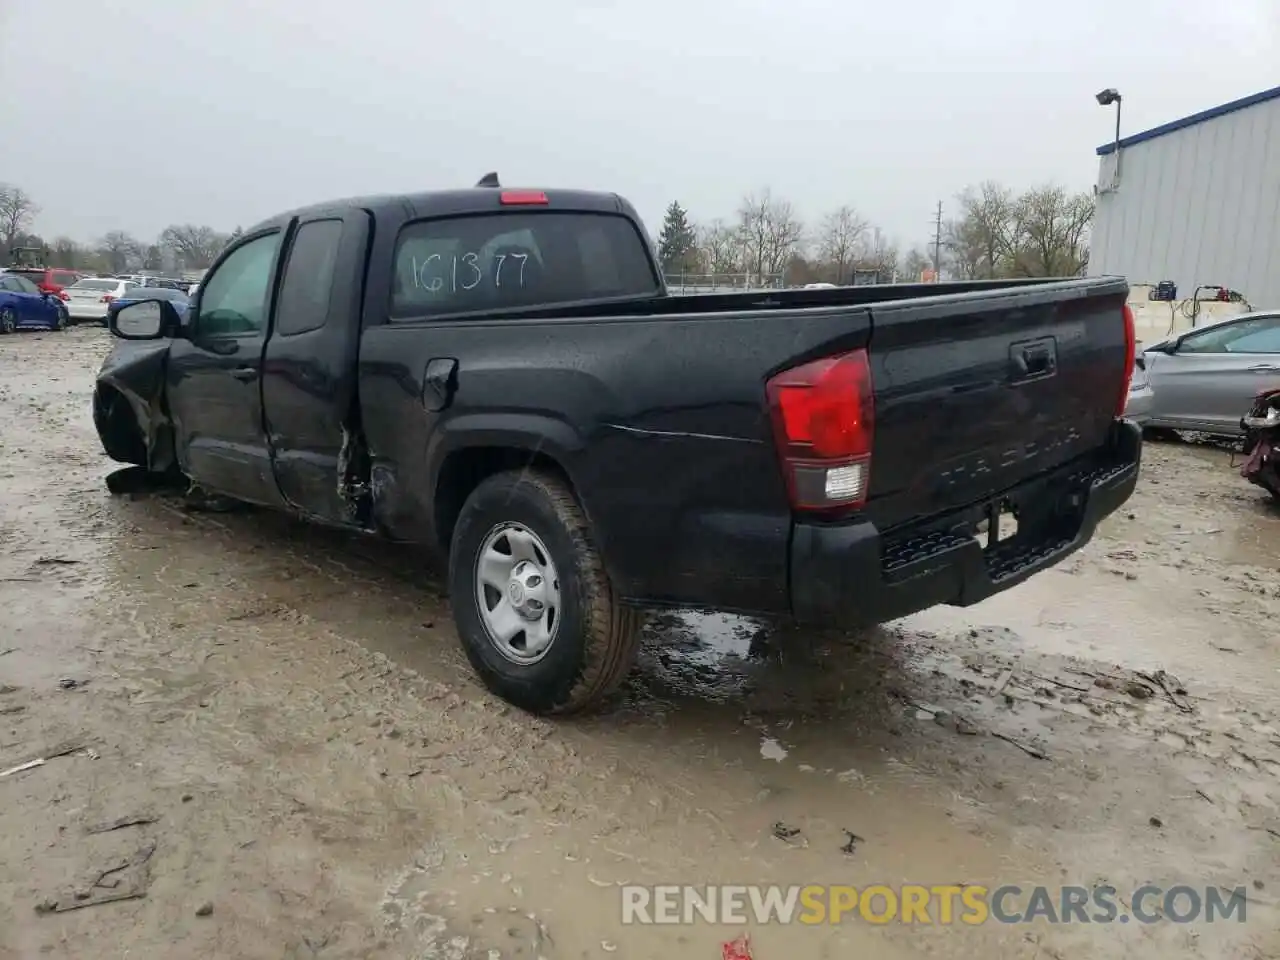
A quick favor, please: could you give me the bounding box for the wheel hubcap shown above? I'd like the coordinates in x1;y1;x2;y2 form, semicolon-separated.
475;523;561;664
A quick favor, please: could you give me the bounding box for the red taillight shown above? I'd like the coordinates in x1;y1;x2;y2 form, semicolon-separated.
1118;303;1136;417
766;348;874;511
101;295;115;303
499;190;548;205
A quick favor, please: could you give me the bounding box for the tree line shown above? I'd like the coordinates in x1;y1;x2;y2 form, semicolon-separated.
4;176;1094;285
1;183;241;275
656;180;1095;286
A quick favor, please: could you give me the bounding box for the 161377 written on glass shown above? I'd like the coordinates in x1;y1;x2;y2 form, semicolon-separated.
409;252;530;294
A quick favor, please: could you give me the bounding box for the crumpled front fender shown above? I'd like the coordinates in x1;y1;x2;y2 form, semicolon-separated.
94;341;176;471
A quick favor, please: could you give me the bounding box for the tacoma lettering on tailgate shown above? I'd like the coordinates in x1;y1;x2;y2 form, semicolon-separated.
932;424;1084;496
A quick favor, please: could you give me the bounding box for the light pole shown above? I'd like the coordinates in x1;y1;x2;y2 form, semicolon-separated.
1096;88;1122;190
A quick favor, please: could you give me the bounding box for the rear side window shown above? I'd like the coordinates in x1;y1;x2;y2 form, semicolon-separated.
52;272;78;287
389;212;658;319
275;220;343;336
1180;315;1280;354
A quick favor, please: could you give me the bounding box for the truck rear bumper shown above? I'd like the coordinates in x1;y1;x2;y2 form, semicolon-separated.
789;419;1142;627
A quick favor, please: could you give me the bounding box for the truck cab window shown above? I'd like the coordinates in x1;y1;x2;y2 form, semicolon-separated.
195;233;281;338
390;212;658;319
276;220;343;336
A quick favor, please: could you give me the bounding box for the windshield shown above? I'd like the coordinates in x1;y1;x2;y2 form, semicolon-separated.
390;211;658;319
71;279;120;291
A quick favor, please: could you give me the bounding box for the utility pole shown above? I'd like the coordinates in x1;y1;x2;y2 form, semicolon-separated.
932;201;943;282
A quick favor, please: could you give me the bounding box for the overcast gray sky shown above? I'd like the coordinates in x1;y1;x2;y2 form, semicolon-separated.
2;0;1276;250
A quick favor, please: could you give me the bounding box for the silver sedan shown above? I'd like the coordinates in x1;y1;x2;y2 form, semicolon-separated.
1136;310;1280;436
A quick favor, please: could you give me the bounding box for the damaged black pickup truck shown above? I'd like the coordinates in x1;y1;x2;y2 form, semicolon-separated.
94;177;1141;714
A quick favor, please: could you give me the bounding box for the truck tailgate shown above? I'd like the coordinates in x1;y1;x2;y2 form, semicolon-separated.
863;278;1130;531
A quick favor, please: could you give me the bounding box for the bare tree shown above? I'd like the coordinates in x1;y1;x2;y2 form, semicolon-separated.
856;227;899;280
160;224;227;269
952;181;1017;278
48;237;86;269
698;219;743;275
815;205;869;284
942;217;986;279
97;231;141;274
900;247;934;282
1011;185;1094;277
736;188;804;285
0;184;39;256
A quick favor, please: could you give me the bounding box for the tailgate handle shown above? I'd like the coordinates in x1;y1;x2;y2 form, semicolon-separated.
1013;340;1057;379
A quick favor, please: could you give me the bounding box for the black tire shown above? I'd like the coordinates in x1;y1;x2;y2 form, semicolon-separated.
448;469;642;715
53;305;67;330
0;307;14;334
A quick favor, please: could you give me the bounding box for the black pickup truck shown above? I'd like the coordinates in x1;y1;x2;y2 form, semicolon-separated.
94;176;1140;714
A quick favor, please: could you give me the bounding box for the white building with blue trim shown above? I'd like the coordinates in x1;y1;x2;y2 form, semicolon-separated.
1088;85;1280;311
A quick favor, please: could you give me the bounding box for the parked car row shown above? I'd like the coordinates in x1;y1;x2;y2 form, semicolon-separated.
1123;309;1280;437
0;272;189;333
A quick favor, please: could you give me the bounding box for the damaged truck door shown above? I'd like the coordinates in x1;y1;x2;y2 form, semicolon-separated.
259;211;370;525
165;229;284;508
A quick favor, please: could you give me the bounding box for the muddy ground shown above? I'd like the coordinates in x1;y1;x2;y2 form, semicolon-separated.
0;326;1277;960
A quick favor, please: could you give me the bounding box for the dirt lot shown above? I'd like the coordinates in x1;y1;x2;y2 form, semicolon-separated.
0;326;1277;960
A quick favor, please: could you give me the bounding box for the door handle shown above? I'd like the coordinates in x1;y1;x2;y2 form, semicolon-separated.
230;367;257;381
1247;364;1279;372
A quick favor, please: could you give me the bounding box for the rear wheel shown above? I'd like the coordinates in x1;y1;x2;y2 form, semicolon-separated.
0;308;15;334
448;469;642;715
53;305;67;330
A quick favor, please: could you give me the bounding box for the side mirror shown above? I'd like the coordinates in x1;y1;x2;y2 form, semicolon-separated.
110;299;180;340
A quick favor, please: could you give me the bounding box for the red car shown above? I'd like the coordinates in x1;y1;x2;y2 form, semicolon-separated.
7;267;83;297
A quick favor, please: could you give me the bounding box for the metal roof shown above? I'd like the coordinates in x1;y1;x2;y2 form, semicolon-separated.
1096;84;1280;156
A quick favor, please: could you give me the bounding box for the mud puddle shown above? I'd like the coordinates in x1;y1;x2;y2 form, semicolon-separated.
0;328;1277;959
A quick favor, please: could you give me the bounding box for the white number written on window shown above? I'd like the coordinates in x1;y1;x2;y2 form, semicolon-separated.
410;252;529;293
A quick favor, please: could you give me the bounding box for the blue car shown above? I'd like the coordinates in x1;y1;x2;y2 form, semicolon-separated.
0;272;69;332
103;287;190;327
